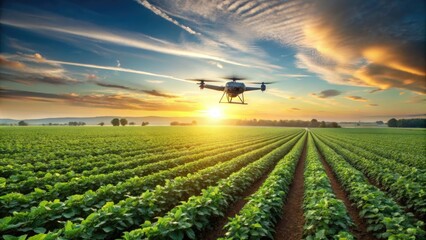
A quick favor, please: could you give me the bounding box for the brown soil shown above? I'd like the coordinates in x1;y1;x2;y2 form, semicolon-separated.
273;141;307;240
201;162;277;240
318;151;377;240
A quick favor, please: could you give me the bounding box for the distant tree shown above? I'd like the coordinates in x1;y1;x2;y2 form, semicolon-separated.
49;123;52;126
170;121;179;126
319;121;326;128
120;118;128;126
310;119;319;128
18;120;28;126
192;120;197;125
387;118;397;127
141;121;149;126
129;122;135;126
98;122;105;126
111;118;120;126
386;118;426;128
329;122;341;128
376;121;384;125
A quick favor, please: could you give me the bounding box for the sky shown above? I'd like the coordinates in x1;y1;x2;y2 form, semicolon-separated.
0;0;425;121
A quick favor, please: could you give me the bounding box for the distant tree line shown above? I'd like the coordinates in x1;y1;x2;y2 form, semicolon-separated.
68;121;86;126
235;119;341;128
18;121;28;126
387;118;426;128
110;118;149;126
170;120;197;126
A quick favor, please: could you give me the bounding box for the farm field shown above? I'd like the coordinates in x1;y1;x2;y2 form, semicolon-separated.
0;127;425;240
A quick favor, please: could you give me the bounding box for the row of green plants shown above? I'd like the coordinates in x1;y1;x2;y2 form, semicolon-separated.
315;129;426;169
218;133;306;239
1;131;236;193
1;132;276;199
317;133;424;180
0;133;286;216
302;133;354;239
0;132;301;237
122;132;304;239
0;134;168;177
312;133;425;239
1;126;254;179
316;133;426;218
35;133;302;239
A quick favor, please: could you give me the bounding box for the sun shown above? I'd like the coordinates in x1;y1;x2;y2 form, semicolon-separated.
207;107;223;119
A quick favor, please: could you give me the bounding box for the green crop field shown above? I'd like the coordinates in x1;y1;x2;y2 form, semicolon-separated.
0;127;425;240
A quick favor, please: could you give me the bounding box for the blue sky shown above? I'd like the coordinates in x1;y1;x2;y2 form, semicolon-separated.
0;0;425;121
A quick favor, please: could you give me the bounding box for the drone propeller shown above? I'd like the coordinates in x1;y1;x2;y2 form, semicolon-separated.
248;81;276;85
222;75;246;81
186;78;221;83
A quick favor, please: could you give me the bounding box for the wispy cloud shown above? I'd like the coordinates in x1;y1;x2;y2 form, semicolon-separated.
0;88;193;111
346;96;367;102
267;88;293;99
311;89;342;98
87;74;98;80
369;88;382;94
1;54;80;85
95;82;178;98
406;95;426;104
207;61;223;69
148;0;425;93
277;74;309;78
146;80;164;84
2;53;187;84
0;55;26;69
136;0;200;35
0;10;257;68
45;58;188;82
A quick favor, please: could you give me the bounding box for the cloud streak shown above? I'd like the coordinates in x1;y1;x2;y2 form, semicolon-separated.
45;58;188;82
346;96;368;102
95;82;178;98
137;0;200;35
0;10;257;68
0;88;193;111
146;0;425;93
311;89;342;98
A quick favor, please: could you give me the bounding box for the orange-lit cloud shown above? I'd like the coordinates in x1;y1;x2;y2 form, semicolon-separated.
346;96;367;102
0;56;26;69
0;88;196;111
87;74;98;80
95;82;178;98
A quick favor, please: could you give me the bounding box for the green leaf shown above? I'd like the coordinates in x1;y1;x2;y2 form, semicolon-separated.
34;227;46;234
3;235;28;240
170;231;184;240
102;226;114;233
315;229;326;239
186;228;196;240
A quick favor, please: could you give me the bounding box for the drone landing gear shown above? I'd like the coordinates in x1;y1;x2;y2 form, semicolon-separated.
219;92;248;105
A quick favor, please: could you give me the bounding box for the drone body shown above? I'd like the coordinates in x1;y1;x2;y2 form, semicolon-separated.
188;76;273;104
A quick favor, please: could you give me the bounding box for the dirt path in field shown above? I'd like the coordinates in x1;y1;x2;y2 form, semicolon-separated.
318;151;377;240
201;162;277;240
272;140;307;240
